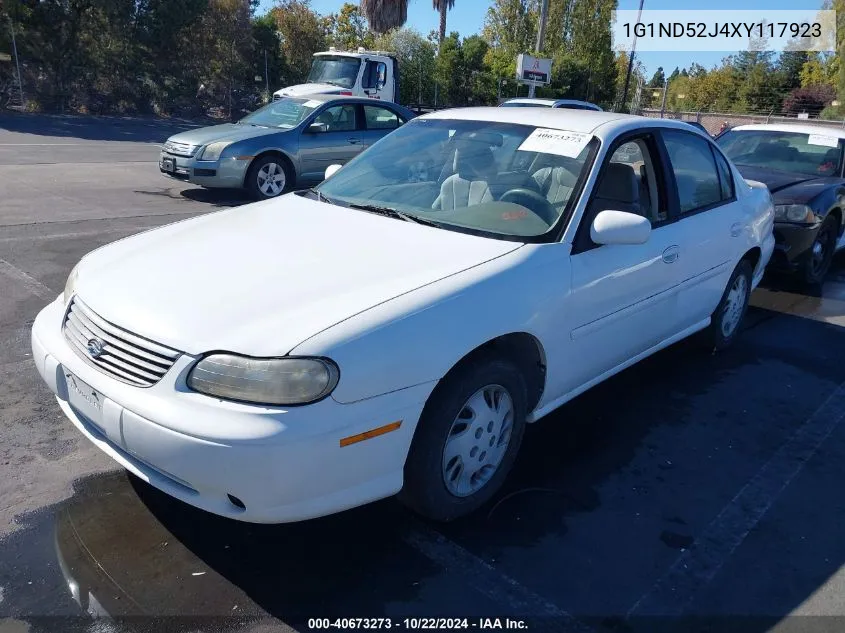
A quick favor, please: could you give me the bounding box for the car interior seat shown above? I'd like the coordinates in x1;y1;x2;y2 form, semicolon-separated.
432;141;495;211
531;164;578;211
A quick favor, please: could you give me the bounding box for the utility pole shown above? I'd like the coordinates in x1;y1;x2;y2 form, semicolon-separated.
9;16;24;110
264;49;269;95
528;0;549;98
659;78;668;117
621;0;645;112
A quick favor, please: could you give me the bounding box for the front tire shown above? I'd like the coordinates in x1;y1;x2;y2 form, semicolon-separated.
802;215;837;286
704;259;753;351
246;155;293;200
400;353;527;522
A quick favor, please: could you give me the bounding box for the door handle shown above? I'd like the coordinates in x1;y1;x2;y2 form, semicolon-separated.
347;137;360;144
662;245;680;264
730;222;743;237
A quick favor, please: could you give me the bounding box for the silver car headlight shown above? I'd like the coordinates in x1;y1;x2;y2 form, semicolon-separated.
774;204;813;223
63;262;80;304
199;141;232;161
187;354;340;406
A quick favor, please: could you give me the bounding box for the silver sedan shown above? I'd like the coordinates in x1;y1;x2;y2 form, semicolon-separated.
159;94;415;199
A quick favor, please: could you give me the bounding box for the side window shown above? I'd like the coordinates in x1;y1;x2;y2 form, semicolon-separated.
662;129;723;214
312;104;357;133
364;105;401;130
594;137;665;225
362;61;387;90
712;148;735;200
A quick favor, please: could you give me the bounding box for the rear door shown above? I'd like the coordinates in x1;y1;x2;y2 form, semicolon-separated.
361;104;406;148
298;102;363;182
657;128;745;329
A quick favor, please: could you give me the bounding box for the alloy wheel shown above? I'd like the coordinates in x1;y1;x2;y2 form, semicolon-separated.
257;162;286;197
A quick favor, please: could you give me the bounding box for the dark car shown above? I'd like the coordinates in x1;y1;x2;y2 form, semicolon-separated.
716;124;845;284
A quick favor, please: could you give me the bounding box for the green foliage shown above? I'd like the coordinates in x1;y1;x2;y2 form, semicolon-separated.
325;3;374;51
372;27;436;105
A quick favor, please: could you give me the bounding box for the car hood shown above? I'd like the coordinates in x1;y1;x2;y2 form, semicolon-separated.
166;123;285;148
274;83;347;98
734;164;843;203
75;196;521;356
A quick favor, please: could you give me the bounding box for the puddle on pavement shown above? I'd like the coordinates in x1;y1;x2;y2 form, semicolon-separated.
0;471;449;632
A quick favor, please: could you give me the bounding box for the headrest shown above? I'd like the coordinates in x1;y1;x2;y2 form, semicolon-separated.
552;165;578;187
596;162;639;203
453;141;495;180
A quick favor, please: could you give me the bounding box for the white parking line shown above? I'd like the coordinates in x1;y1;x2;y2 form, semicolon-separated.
627;379;845;617
404;524;595;631
0;259;55;301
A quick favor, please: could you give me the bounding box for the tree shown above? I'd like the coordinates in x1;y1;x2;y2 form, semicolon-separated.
777;50;810;92
372;27;436;104
327;2;374;50
648;66;665;88
359;0;408;34
668;66;680;81
782;84;836;116
272;0;326;84
434;31;465;104
800;53;838;88
433;0;456;48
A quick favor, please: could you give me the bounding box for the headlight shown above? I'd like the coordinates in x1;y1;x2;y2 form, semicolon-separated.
63;263;80;303
187;354;339;406
774;204;813;223
199;141;232;161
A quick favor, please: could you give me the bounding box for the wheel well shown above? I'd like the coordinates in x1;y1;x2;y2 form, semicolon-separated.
244;150;294;187
742;246;761;273
447;333;546;415
828;207;842;236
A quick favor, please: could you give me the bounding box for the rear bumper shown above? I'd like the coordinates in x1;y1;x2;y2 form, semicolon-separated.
32;296;431;523
159;152;250;189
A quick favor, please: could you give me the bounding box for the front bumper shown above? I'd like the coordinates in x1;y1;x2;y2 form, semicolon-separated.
32;296;431;523
768;221;821;270
158;151;251;189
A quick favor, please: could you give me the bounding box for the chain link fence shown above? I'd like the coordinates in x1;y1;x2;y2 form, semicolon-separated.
638;108;845;136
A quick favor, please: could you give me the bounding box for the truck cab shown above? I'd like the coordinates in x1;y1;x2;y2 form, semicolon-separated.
274;48;399;104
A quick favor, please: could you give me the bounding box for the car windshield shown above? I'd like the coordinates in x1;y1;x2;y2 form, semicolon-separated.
501;102;553;108
307;56;361;89
717;129;843;178
316;118;597;240
239;98;320;129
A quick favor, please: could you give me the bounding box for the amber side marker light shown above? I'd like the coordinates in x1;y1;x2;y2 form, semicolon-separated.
339;421;402;447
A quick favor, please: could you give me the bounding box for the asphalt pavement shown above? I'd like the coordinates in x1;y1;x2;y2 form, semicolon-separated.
2;113;845;633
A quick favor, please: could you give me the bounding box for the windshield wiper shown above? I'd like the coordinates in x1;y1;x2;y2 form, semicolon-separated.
347;203;440;227
303;188;339;205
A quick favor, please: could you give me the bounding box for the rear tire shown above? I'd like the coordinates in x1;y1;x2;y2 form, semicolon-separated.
704;259;753;351
399;353;527;522
246;155;293;200
802;215;837;286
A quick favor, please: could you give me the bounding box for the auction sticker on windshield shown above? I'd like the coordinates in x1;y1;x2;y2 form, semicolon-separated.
808;133;839;148
518;128;592;158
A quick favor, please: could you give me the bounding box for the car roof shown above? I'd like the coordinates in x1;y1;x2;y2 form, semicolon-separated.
419;107;711;138
730;123;845;138
502;98;558;106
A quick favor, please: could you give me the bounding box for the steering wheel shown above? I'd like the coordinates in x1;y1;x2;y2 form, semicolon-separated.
498;188;557;225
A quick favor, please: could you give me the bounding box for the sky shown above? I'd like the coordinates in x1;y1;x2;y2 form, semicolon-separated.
258;0;824;78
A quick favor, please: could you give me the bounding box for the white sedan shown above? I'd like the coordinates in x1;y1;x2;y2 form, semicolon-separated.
31;108;775;523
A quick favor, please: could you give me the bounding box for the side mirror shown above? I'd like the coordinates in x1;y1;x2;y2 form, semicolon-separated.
324;164;342;180
307;122;326;134
590;209;651;245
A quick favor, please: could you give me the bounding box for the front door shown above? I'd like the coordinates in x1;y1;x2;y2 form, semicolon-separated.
552;134;687;397
298;103;363;182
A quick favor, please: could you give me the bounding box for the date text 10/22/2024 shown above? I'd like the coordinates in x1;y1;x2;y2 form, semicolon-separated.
307;618;530;630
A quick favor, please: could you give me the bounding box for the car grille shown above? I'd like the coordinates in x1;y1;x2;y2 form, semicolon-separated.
63;298;182;387
163;141;198;157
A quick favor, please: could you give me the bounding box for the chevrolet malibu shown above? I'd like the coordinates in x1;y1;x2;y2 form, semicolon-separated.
32;109;774;523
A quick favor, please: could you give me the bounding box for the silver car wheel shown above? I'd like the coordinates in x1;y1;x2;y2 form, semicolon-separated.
257;162;286;197
721;273;748;337
442;384;514;498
